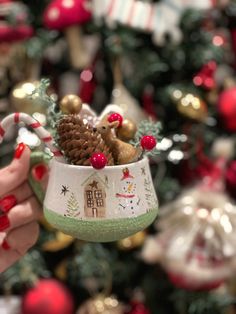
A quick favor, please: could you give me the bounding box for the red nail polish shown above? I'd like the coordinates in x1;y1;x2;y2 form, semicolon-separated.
1;239;10;250
0;195;17;213
0;215;10;231
32;164;48;181
14;142;26;159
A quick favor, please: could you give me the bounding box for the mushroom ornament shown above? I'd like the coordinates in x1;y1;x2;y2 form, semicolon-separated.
43;0;92;69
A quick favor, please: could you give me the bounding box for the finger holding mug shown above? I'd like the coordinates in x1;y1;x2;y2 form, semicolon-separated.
0;143;46;273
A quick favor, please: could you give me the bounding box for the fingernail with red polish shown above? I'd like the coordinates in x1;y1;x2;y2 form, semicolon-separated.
14;142;26;159
32;164;48;181
0;215;10;231
0;195;17;213
1;239;10;250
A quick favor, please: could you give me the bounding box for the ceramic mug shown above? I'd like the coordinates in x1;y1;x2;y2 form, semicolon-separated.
29;152;159;242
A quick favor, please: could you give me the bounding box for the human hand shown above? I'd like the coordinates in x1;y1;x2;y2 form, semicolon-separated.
0;143;43;272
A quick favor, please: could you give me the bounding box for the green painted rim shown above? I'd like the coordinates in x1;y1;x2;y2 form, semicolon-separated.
44;207;158;242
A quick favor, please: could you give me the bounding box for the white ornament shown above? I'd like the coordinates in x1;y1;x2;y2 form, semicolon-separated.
111;83;147;123
148;186;236;286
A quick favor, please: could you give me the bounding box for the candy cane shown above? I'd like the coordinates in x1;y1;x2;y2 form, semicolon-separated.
0;113;64;161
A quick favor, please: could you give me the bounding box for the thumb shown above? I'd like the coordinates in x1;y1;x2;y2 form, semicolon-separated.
0;143;31;197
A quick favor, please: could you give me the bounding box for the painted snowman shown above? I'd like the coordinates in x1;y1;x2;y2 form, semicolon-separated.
116;168;140;217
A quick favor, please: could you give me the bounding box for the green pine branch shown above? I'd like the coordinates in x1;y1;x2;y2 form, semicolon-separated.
130;119;162;158
29;79;63;140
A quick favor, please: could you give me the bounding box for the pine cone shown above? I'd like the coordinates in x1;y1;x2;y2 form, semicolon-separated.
56;115;114;166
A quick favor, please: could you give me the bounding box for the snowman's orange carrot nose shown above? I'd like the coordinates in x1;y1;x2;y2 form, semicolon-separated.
127;183;133;193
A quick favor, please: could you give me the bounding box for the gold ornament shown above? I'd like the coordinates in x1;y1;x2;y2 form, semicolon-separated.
10;81;47;114
77;295;124;314
116;118;137;142
42;231;74;252
55;259;68;280
117;231;146;250
60;94;82;114
39;216;55;231
173;90;208;122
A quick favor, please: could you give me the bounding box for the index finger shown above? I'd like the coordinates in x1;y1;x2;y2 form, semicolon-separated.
0;143;31;198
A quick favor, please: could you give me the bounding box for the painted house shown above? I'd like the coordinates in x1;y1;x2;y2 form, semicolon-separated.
81;173;108;218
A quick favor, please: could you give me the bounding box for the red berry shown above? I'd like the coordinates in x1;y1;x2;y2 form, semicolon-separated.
90;152;107;169
108;113;123;127
140;135;156;150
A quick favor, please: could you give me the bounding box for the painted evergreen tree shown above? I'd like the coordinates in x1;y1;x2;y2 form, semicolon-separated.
65;193;80;218
144;176;157;211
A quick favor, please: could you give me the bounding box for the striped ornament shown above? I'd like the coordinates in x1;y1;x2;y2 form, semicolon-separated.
92;0;157;31
92;0;213;44
0;113;64;161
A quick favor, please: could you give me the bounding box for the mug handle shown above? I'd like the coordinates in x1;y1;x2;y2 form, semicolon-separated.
28;152;52;204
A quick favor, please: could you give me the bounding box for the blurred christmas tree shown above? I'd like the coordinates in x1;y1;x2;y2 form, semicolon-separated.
3;0;236;313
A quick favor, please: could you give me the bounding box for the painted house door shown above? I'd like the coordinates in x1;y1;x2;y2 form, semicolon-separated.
92;207;98;217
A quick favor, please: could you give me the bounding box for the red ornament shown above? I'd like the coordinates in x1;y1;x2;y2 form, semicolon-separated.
225;160;236;200
126;301;150;314
79;68;96;104
175;155;216;186
140;135;156;150
21;279;74;314
193;61;217;90
167;271;224;291
90;152;107;169
218;87;236;132
0;1;33;43
142;85;157;120
108;113;123;127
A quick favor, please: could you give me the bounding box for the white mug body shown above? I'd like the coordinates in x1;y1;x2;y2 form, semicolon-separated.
44;157;158;242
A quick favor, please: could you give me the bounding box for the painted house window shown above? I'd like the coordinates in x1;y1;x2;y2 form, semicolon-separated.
94;190;102;198
87;191;93;198
87;199;94;207
96;199;103;207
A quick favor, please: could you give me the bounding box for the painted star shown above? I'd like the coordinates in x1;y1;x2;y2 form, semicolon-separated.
89;180;98;189
141;167;146;176
61;185;69;196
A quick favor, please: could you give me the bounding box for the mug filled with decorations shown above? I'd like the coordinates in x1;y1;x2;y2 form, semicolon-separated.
0;94;160;242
